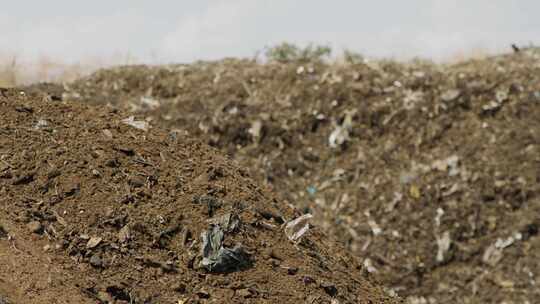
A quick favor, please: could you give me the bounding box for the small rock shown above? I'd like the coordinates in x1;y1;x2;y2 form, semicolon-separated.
27;221;43;234
89;254;103;268
105;159;120;168
236;288;252;298
196;289;210;299
118;225;131;243
96;291;113;303
302;276;316;285
0;225;7;239
102;129;113;139
173;283;187;294
320;281;338;297
286;267;299;275
46;168;61;180
86;236;102;249
128;176;145;188
441;89;461;102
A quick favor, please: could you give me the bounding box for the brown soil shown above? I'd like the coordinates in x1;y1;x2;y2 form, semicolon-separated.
51;47;540;303
0;88;399;303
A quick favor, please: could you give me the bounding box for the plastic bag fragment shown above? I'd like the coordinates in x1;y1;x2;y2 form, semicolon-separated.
285;213;313;242
200;225;249;273
209;212;240;232
121;116;150;131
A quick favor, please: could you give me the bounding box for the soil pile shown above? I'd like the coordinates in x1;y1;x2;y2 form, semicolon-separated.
59;47;540;303
0;89;399;304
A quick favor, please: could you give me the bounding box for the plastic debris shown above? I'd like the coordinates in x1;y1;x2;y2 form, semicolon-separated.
363;258;377;273
284;214;313;242
33;119;49;130
440;89;461;102
368;219;383;236
436;231;451;263
495;232;522;249
86;236;102;249
482;244;503;266
208;212;240;232
248;120;263;139
121;116;150;131
140;96;160;110
328;110;356;148
200;225;249;273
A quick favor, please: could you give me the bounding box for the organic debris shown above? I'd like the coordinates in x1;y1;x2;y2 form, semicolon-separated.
24;46;540;302
0;90;398;304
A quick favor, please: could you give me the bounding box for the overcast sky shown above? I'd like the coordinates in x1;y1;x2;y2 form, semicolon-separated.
1;0;539;64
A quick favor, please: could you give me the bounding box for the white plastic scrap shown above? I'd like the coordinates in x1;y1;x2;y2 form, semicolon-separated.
436;231;451;263
435;208;444;227
33;119;49;130
368;219;382;236
495;232;523;249
440;89;461;102
363;258;377;273
248;120;263;139
431;155;460;176
328;126;349;148
121;116;150;131
284;214;313;242
140;96;160;110
329;110;356;148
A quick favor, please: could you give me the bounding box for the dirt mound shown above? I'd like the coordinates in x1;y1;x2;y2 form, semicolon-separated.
58;48;540;303
0;89;399;304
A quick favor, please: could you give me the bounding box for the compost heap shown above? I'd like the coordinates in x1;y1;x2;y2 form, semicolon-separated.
30;47;540;303
0;89;400;304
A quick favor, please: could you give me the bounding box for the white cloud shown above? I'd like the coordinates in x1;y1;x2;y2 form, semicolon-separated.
160;0;270;62
1;0;540;64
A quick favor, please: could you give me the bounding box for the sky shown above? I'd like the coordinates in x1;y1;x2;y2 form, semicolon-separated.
1;0;539;64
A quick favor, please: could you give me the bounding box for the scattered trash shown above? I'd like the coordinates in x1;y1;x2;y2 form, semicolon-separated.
86;236;102;249
33;119;49;130
208;212;240;232
434;208;444;227
117;225;131;243
431;155;460;176
248;120;263;139
482;244;503;266
284;214;313;242
368;219;383;236
436;231;451;263
328;109;356;148
495;232;522;249
121;116;150;131
363;258;377;273
26;221;43;234
0;295;10;304
440;89;461;102
200;225;249;273
140;96;160;110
